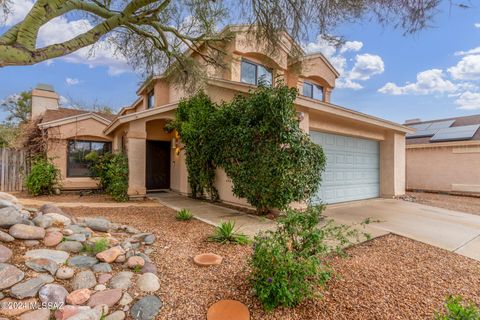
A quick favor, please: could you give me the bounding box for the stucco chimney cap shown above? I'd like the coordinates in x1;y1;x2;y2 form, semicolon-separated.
35;83;55;92
405;118;422;124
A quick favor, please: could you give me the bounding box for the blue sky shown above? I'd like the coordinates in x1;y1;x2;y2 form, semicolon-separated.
0;1;479;124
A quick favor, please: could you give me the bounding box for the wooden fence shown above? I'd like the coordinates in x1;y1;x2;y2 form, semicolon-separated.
0;148;28;192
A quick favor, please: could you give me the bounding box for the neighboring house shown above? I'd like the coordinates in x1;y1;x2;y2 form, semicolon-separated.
405;116;480;194
32;25;412;206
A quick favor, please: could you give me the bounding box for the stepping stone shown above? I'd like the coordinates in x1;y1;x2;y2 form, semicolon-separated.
193;253;223;267
207;300;250;320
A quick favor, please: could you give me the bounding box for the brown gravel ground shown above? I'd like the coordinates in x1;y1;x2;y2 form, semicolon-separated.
58;205;480;320
406;191;480;215
13;191;154;203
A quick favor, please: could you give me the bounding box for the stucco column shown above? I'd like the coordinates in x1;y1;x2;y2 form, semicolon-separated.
323;87;332;103
380;131;406;197
126;121;147;198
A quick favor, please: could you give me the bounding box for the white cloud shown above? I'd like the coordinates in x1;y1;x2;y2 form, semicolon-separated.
455;91;480;110
448;55;480;81
378;69;457;95
455;47;480;56
65;78;79;86
304;36;383;90
340;41;363;53
475;23;480;28
1;2;131;76
348;54;384;81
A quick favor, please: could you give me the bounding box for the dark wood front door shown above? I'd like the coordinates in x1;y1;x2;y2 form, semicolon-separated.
146;140;171;190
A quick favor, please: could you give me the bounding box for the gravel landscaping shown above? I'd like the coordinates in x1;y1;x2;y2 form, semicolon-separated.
66;205;480;319
2;191;480;319
406;191;480;215
13;192;155;204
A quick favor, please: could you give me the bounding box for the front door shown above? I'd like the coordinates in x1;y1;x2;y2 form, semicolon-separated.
146;140;171;190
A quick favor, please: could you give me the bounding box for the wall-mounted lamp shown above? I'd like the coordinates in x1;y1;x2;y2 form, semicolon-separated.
175;147;181;156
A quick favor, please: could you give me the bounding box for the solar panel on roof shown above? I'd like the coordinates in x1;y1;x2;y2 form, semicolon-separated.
406;119;456;139
430;124;480;142
427;120;456;130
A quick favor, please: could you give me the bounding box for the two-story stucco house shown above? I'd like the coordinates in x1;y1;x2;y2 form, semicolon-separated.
32;25;413;207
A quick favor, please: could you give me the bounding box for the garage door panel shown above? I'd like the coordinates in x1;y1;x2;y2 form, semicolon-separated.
311;131;380;204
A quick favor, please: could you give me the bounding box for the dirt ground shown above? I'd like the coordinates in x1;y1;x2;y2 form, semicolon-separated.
13;191;155;204
58;205;480;320
406;191;480;215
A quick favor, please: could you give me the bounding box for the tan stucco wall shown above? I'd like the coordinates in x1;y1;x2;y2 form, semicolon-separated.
46;118;112;190
406;145;480;193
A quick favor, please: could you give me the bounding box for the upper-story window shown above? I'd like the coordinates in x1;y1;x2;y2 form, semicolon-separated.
240;60;272;86
302;81;323;101
147;91;154;109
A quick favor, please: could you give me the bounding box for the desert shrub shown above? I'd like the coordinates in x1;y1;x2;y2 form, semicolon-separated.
86;152;129;202
250;205;368;311
83;238;109;254
208;221;250;245
435;296;480;320
25;157;60;196
176;208;193;221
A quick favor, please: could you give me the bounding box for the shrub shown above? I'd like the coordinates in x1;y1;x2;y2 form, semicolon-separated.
169;85;326;214
83;238;109;254
208;221;250;245
435;296;480;320
25;157;60;196
87;152;129;202
250;205;368;311
176;208;193;221
166;91;219;200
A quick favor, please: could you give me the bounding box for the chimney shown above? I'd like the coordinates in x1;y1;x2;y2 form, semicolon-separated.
31;83;59;119
404;118;421;125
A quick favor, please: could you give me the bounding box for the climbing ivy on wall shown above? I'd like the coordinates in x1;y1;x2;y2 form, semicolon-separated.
167;91;219;200
168;84;326;214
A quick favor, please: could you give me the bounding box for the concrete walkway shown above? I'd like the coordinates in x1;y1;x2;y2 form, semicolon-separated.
151;192;480;261
148;192;275;237
325;198;480;261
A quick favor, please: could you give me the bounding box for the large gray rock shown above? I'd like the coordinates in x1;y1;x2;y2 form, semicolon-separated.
0;192;18;204
44;213;71;226
25;249;69;264
66;225;92;237
0;263;25;289
0;230;14;242
66;233;87;242
25;258;58;275
130;296;162;320
0;206;23;228
38;283;68;306
9;224;45;239
92;263;112;273
38;204;64;215
108;271;133;290
85;218;111;232
136;273;160;292
32;215;53;228
10;274;54;299
68;255;99;269
72;270;97;290
0;244;12;263
56;241;83;253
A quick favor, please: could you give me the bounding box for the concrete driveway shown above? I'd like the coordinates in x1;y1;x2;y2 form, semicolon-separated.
324;198;480;261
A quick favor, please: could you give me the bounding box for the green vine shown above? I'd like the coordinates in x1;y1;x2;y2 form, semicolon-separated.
168;84;326;214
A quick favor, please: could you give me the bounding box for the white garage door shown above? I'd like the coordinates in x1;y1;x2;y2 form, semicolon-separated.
310;131;380;204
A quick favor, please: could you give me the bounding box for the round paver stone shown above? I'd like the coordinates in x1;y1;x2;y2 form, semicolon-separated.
193;253;223;267
207;300;250;320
